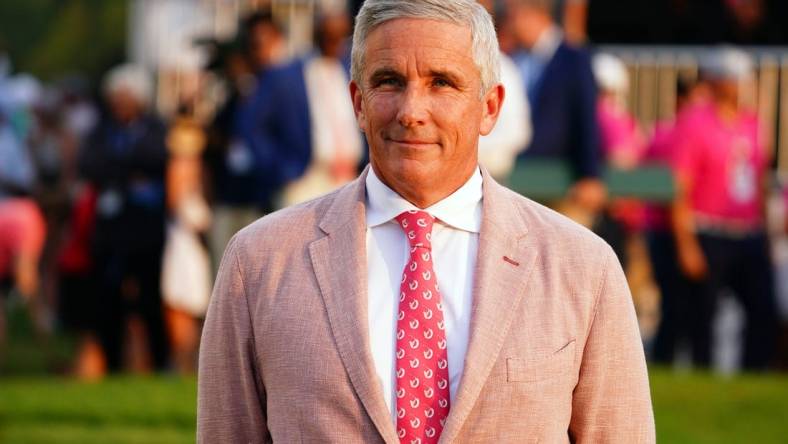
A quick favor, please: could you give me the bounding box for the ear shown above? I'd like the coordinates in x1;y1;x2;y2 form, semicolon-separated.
479;83;504;136
349;80;367;133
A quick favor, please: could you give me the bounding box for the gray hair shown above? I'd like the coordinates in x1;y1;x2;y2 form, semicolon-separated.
700;47;754;81
351;0;501;97
102;64;153;107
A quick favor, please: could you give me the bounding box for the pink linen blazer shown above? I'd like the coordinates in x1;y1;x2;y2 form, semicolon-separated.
197;167;655;443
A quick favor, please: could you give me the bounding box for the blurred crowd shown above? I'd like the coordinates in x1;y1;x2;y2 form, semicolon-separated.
1;0;787;379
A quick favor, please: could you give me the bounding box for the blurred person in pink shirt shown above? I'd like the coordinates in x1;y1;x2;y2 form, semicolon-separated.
593;53;647;170
644;75;712;366
592;53;648;250
647;77;711;169
671;48;778;370
0;198;46;348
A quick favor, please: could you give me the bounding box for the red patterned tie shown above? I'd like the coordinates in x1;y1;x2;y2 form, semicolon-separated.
394;210;450;444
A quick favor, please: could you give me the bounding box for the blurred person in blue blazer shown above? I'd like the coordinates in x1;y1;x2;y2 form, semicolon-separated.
506;0;605;222
240;6;364;209
206;11;285;273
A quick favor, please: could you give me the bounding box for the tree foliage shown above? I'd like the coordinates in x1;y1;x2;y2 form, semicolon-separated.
0;0;127;82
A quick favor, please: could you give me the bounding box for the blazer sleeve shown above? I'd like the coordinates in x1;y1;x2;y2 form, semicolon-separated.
197;235;269;443
568;246;656;443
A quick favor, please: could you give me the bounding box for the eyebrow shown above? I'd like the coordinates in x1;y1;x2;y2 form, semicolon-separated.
369;68;403;83
367;67;466;85
428;69;464;85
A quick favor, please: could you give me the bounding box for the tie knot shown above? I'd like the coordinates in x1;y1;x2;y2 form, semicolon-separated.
395;210;435;249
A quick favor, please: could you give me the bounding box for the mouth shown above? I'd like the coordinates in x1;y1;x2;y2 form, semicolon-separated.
388;138;439;148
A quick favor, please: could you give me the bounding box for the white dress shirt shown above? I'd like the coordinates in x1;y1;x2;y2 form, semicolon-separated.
532;25;563;61
365;167;482;423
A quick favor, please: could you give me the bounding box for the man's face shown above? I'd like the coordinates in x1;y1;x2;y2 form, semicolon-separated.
507;2;546;49
108;88;142;124
249;23;283;70
317;14;351;59
350;18;502;206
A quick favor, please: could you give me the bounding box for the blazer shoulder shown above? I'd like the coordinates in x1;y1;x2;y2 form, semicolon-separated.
555;41;590;63
269;57;306;77
551;43;593;77
503;185;614;259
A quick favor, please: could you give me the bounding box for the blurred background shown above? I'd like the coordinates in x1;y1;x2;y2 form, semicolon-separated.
1;0;788;442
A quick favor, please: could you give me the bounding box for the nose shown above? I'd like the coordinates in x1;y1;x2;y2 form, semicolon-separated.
396;83;428;128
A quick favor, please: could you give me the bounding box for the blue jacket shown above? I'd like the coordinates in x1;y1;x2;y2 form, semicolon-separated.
79;114;168;252
518;42;602;179
238;53;361;203
236;60;311;202
211;90;261;207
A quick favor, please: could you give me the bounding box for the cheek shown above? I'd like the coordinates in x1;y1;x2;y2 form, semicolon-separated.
364;95;398;131
435;101;481;145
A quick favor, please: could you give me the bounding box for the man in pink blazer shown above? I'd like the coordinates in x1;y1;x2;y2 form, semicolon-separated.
197;1;655;442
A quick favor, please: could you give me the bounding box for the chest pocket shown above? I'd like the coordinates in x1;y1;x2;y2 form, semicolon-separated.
506;339;576;383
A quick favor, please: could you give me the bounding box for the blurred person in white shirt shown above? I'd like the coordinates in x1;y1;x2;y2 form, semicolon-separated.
477;0;532;180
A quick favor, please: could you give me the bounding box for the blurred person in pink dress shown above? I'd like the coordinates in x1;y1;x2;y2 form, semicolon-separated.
162;111;212;374
671;48;778;370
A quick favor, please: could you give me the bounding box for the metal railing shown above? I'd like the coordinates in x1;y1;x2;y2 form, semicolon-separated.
595;45;788;175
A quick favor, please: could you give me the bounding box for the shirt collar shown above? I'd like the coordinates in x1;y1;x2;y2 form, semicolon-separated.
531;25;562;60
365;166;483;233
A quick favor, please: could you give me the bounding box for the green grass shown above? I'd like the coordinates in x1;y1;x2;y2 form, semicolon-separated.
650;369;788;443
0;369;786;443
0;376;196;444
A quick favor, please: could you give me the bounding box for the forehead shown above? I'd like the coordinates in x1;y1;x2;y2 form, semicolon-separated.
363;18;475;76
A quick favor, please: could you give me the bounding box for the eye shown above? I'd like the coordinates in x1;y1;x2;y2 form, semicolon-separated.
432;77;452;88
375;77;403;88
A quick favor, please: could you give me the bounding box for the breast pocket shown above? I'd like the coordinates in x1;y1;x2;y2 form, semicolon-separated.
506;339;576;383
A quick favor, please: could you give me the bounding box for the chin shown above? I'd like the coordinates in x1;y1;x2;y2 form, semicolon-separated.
376;159;433;187
397;157;442;176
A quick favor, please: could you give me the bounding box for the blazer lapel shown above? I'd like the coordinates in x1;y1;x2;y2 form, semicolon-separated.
308;168;399;443
439;170;540;443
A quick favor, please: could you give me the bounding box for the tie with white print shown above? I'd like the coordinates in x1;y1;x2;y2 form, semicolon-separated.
394;210;450;444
